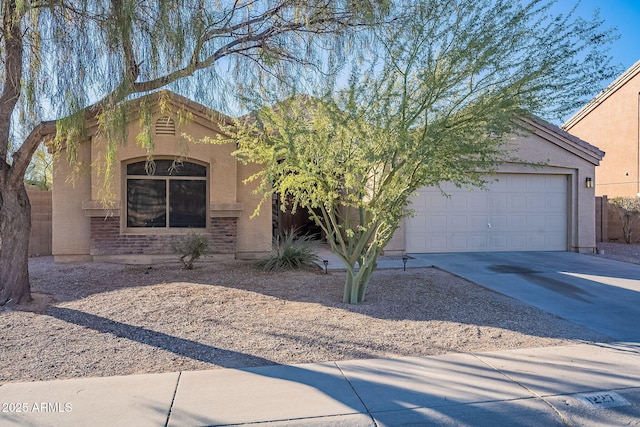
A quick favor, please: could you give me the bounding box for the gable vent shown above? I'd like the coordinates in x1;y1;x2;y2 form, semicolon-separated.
155;116;176;136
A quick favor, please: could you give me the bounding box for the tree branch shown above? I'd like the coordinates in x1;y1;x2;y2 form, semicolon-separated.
111;0;140;83
9;120;56;185
0;0;24;166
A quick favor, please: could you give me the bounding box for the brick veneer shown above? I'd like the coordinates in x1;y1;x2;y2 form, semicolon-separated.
90;216;237;255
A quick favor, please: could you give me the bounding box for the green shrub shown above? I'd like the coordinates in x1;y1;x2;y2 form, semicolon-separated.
257;229;319;271
172;232;209;269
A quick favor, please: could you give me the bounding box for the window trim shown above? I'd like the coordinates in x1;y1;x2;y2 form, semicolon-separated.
122;158;210;234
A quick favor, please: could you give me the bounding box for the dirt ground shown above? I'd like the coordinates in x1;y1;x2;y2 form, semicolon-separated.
2;243;636;384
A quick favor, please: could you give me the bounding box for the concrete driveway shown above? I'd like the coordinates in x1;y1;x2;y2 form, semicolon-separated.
409;252;640;341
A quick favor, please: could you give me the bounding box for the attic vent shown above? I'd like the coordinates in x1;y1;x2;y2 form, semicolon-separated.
155;116;175;136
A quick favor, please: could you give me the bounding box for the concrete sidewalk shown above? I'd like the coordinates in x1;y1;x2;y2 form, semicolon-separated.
1;342;639;426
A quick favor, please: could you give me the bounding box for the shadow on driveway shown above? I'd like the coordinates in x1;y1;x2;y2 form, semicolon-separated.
409;251;640;341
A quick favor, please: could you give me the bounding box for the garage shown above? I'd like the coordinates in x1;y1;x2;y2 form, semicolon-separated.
406;173;568;253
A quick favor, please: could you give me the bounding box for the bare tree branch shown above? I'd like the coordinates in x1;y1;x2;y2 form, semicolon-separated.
9;120;56;185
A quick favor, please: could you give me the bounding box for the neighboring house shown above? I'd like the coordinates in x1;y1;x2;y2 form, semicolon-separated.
563;60;640;198
52;91;271;263
386;116;603;254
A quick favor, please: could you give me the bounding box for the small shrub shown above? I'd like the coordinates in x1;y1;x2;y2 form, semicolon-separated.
257;229;318;271
172;232;209;269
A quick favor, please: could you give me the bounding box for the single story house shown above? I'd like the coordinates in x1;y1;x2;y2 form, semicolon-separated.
52;91;602;263
387;116;603;254
563;60;640;198
52;91;271;263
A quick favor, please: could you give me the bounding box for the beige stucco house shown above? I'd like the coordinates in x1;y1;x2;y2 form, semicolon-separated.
52;92;603;262
564;60;640;198
387;116;604;254
52;91;272;263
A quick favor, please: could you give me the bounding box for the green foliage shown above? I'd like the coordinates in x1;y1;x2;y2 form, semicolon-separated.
0;0;386;305
24;143;52;190
172;232;209;270
222;0;619;303
609;198;640;244
3;0;385;198
257;230;319;271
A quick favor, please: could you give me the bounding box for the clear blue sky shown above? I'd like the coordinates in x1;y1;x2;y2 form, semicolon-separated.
553;0;640;74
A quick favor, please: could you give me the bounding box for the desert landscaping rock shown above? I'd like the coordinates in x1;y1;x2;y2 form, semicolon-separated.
3;245;636;384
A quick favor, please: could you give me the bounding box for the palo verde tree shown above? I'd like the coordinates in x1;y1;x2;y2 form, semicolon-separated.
223;0;618;303
0;0;385;306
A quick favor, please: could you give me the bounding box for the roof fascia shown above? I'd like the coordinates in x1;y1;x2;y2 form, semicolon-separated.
85;90;234;137
563;60;640;130
521;115;604;166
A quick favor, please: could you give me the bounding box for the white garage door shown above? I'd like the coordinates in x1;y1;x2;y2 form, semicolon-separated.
406;174;568;253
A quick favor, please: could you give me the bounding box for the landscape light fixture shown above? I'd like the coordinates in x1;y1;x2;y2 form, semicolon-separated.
322;259;329;274
402;255;409;271
586;177;593;188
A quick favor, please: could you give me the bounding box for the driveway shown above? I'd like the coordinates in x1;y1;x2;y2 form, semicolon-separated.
409;252;640;341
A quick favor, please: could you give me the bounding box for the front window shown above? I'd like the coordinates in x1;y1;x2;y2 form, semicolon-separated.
126;160;207;228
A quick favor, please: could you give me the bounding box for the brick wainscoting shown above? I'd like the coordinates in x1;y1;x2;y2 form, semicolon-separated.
90;217;237;256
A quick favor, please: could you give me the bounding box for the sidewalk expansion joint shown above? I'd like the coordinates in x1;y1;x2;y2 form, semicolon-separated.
164;371;182;427
471;353;576;427
334;362;379;426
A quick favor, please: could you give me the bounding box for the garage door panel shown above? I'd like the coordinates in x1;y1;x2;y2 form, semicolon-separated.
430;215;447;228
451;235;469;249
411;196;427;209
489;195;507;210
490;215;508;228
411;214;427;228
546;215;566;230
469;195;488;211
509;195;528;210
468;236;487;250
469;215;488;229
450;195;469;209
546;233;566;247
449;215;468;228
407;174;567;253
527;177;547;192
547;194;566;209
508;215;526;229
508;235;527;249
489;177;507;191
528;215;546;230
407;234;426;248
489;235;508;250
526;195;546;210
528;234;546;249
427;236;448;250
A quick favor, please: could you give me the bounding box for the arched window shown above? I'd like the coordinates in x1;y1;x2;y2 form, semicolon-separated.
126;160;207;229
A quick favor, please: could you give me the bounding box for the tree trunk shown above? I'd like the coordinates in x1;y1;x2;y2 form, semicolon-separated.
0;179;32;305
342;251;379;304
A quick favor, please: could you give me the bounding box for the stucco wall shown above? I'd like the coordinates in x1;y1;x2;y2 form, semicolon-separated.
52;141;92;262
52;96;271;263
236;161;272;259
565;69;640;198
27;188;52;257
387;121;600;254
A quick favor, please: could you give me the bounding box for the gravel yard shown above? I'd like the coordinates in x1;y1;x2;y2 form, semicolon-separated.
2;244;636;384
